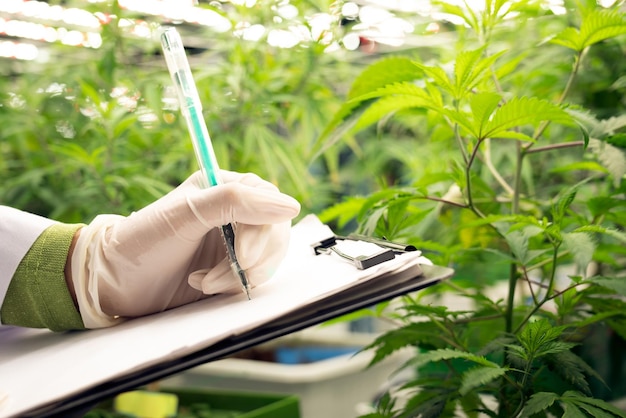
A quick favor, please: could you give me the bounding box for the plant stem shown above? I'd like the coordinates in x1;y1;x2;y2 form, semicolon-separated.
505;51;585;337
525;141;585;154
512;141;523;215
449;108;470;164
422;195;468;208
521;266;539;305
510;244;560;335
543;243;561;304
454;313;504;325
505;262;518;333
466;138;486;218
482;139;515;195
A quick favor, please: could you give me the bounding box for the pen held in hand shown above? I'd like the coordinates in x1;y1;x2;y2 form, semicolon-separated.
160;26;252;300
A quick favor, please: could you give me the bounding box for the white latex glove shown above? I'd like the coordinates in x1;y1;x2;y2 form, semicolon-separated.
71;170;301;328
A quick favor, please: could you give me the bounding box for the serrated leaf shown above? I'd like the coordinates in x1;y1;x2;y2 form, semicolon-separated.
314;99;365;153
592;115;626;136
400;304;451;318
588;138;626;187
413;62;454;96
349;81;431;103
518;319;567;355
401;390;450;418
504;224;545;265
520;392;559;417
454;47;487;92
453;49;504;99
406;348;500;369
576;402;617;418
441;108;475;135
552;27;583;50
482;97;572;140
562;391;626;418
581;297;626;340
551;161;608;174
574;309;626;328
432;1;479;30
562;232;596;275
348;56;420;100
494;51;527;81
579;9;626;49
552;9;626;51
425;81;444;108
587;276;626;296
561;402;589;418
460;366;508;395
552;179;588;224
546;350;601;395
470;92;502;138
493;130;537;142
318;196;366;227
538;341;579;358
363;322;445;367
351;95;434;133
574;225;626;244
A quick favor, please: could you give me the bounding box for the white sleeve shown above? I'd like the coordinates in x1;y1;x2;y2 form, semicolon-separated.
0;206;56;308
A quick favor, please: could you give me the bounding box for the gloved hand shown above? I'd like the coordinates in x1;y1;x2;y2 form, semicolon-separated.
70;170;301;328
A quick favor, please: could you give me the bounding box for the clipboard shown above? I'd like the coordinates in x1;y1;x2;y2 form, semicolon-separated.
0;215;453;418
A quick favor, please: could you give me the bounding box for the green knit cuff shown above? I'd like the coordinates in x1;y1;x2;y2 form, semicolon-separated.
1;223;86;332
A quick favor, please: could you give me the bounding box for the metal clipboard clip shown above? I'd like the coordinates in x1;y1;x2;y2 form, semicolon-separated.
311;234;417;270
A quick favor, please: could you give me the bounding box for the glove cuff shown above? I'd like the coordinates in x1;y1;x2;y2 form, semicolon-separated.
71;215;124;328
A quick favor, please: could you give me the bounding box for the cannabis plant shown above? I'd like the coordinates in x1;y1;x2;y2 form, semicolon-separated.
318;0;626;416
0;0;354;221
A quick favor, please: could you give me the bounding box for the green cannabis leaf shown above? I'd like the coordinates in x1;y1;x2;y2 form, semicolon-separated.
414;48;504;100
552;8;626;52
348;56;421;100
406;348;502;369
516;319;576;359
588;139;626;187
481;97;572;140
460;366;508;395
562;232;596;275
520;392;559;417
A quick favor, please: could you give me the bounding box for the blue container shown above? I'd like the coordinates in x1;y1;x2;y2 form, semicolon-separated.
274;346;361;364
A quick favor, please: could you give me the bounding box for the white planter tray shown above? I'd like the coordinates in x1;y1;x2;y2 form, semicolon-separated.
162;329;414;418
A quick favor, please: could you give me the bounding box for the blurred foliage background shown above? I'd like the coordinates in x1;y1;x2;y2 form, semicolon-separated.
0;0;393;222
3;0;626;413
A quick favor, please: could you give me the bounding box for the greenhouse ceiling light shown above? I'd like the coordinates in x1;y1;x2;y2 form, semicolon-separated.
0;17;102;48
0;39;38;60
0;0;101;29
118;0;231;32
0;0;231;32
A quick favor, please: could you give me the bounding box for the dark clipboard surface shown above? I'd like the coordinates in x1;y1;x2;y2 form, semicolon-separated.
24;264;453;418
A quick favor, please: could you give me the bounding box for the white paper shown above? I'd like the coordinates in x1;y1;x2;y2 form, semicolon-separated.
0;214;431;418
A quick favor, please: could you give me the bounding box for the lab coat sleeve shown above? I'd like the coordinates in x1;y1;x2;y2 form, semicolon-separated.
0;206;85;331
0;206;55;306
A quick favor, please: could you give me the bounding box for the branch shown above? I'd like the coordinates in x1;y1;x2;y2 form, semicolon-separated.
466;138;487;218
482;138;515;195
423;195;468;208
521;266;539;305
525;141;585;155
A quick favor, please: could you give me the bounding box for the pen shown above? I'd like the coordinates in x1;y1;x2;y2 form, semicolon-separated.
160;27;252;300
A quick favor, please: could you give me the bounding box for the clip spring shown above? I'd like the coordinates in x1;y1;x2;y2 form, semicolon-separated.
312;235;416;270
